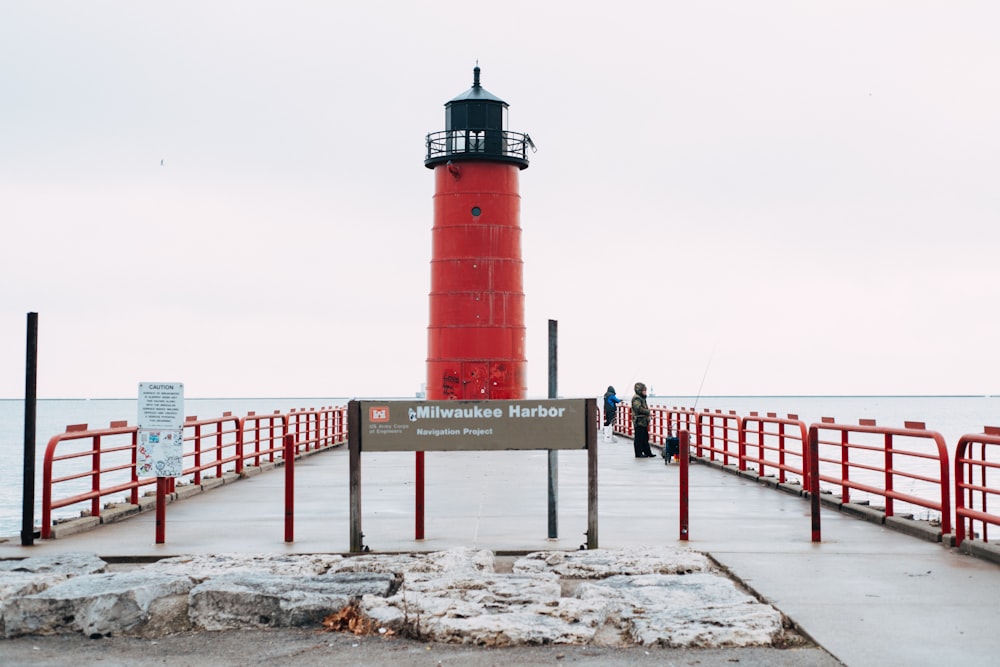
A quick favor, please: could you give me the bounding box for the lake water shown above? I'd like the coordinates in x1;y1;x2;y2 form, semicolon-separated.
1;395;997;537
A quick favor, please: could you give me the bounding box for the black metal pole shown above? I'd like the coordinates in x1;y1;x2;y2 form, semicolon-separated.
587;397;599;549
547;319;558;539
21;312;38;546
348;400;363;553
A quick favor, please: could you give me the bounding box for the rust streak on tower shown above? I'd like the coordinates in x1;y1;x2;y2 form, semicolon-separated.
425;66;532;401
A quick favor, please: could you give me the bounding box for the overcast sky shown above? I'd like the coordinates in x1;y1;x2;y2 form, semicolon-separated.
2;2;998;399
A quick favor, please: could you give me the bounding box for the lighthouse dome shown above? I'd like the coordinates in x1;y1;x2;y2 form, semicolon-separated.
425;66;531;169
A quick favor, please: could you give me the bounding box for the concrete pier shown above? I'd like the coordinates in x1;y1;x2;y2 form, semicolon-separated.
3;437;1000;665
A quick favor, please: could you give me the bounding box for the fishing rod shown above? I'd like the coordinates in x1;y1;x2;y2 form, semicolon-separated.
691;347;714;412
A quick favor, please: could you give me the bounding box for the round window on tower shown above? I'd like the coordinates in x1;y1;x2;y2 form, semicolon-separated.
471;207;481;217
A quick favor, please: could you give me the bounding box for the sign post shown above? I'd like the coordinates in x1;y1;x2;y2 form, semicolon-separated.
548;319;558;539
21;312;38;547
138;382;184;544
348;398;596;553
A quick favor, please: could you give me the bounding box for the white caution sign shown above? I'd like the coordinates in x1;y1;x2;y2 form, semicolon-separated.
137;382;184;477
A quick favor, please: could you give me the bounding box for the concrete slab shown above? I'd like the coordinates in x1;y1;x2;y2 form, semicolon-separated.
3;436;1000;665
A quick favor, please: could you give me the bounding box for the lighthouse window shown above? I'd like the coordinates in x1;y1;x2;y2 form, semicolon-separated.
471;207;481;217
469;130;484;152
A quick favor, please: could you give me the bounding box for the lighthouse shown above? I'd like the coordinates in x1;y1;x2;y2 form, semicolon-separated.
425;66;533;401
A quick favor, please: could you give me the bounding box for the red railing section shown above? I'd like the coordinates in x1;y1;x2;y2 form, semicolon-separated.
242;410;288;468
183;413;242;486
743;412;810;485
810;418;951;534
616;404;968;538
42;405;347;538
693;409;741;464
955;427;1000;546
42;421;140;539
614;404;633;437
287;406;348;454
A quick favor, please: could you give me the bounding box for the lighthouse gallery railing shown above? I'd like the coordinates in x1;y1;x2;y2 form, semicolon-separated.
425;129;532;163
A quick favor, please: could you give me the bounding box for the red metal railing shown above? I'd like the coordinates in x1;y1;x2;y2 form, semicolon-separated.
183;413;242;486
42;421;141;538
615;404;634;437
617;404;955;535
287;406;348;454
742;412;810;485
693;409;741;464
955;427;1000;546
241;410;288;468
651;407;700;451
796;418;951;533
41;405;347;538
649;407;739;463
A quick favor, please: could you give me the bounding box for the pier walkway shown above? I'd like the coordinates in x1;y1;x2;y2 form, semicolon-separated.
3;436;999;666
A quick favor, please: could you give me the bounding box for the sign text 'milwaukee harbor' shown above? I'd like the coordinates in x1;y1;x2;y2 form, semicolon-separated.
409;403;567;420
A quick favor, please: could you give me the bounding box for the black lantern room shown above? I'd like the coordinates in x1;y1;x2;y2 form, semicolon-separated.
425;66;532;170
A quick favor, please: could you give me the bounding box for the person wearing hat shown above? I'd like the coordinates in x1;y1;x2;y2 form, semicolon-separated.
631;382;654;458
602;386;623;442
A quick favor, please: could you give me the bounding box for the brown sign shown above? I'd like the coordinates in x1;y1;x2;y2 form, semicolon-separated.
358;399;590;452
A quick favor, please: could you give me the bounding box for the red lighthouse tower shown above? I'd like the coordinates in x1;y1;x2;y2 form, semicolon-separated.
425;66;533;401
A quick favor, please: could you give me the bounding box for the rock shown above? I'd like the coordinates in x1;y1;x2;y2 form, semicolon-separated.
577;573;784;647
3;571;193;638
189;572;397;631
145;552;344;581
0;548;787;648
0;552;109;636
362;570;608;645
513;546;710;577
332;546;495;574
0;552;107;576
359;548;781;647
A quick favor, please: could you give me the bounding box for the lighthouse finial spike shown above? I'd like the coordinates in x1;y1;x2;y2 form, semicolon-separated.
473;63;480;88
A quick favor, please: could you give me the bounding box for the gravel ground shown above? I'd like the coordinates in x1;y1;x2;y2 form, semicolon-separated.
0;628;843;666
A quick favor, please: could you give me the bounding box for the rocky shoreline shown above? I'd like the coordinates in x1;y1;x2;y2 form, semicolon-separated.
1;546;800;649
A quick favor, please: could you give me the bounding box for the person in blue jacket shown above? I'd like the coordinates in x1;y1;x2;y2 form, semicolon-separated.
602;386;623;442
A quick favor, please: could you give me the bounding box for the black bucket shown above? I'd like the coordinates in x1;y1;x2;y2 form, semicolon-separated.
663;436;679;462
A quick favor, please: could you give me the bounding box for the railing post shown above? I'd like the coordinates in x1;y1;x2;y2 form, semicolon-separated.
840;428;850;503
214;423;224;479
679;430;689;541
778;423;787;483
415;452;425;540
91;435;102;519
41;437;53;539
738;416;748;472
129;430;140;505
884;432;894;518
193;422;202;485
155;477;167;544
954;437;968;546
809;425;821;542
235;416;245;475
284;433;294;542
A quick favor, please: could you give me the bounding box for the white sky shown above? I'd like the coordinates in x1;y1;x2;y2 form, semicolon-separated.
2;2;998;399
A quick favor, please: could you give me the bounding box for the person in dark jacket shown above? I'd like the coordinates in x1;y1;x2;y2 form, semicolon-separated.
602;386;623;442
631;382;654;458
